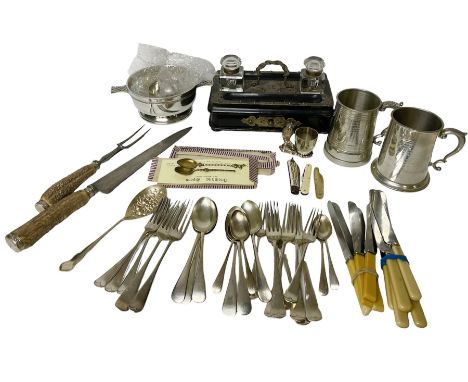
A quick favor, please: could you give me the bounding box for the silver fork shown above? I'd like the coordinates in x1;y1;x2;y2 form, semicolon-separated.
264;202;286;318
284;208;320;303
129;201;192;312
115;201;190;311
279;204;297;283
116;200;181;293
93;198;170;290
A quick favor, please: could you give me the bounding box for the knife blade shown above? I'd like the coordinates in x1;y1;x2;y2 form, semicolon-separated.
362;204;378;304
371;190;422;301
370;190;412;313
348;201;366;304
327;201;354;262
5;127;192;252
327;201;371;315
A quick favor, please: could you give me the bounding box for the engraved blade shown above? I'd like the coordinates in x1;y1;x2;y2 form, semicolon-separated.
91;127;191;194
348;201;365;254
327;201;354;262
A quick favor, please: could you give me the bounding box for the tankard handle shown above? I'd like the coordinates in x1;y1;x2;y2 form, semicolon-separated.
430;128;467;171
373;101;403;145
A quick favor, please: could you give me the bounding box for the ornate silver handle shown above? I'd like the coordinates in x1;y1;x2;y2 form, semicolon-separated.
110;85;128;94
373;101;403;145
430;128;467;171
373;127;388;146
379;100;403;111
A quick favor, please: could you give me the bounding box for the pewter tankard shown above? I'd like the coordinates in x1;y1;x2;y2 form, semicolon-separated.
324;88;402;167
371;107;466;192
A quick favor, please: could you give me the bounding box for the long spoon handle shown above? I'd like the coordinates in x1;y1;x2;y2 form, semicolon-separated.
264;242;286;318
236;242;252;315
325;241;339;289
303;261;322;321
115;239;161;311
222;244;238;316
60;218;124;271
105;237;150;293
117;239;162;293
192;233;206;303
93;234;146;287
250;237;271;302
319;241;329;295
130;242;173;312
212;242;233;293
171;235;200;303
240;240;256;294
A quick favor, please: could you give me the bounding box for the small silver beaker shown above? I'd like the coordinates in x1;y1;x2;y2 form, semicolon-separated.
295;127;318;157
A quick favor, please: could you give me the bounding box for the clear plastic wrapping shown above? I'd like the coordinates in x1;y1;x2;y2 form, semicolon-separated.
128;44;215;97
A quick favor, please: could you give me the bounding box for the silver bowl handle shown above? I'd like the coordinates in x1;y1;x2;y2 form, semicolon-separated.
111;85;128;94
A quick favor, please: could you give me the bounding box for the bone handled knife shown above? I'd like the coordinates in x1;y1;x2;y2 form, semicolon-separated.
5;127;192;252
327;201;371;315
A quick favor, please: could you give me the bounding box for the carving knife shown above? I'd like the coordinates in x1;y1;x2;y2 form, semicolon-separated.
327;201;371;315
5;127;192;252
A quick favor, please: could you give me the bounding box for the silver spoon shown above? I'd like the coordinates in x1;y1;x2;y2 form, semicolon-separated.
229;209;252;315
241;200;271;302
171;197;218;303
316;214;339;293
60;185;166;271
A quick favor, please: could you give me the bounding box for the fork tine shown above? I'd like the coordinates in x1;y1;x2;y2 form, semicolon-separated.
118;125;151;148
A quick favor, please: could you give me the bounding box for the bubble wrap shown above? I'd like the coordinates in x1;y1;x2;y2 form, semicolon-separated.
128;44;215;96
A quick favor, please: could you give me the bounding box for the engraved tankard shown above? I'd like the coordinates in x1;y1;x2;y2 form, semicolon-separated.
371;107;466;192
324;88;402;167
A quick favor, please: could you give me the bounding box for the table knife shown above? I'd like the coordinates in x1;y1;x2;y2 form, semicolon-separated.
371;190;422;301
348;201;366;300
327;201;371;315
5;127;192;252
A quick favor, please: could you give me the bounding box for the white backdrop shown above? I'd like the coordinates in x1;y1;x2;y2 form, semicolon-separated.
1;1;467;381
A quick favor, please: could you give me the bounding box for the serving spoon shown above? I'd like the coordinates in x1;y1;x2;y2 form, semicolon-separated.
59;185;166;271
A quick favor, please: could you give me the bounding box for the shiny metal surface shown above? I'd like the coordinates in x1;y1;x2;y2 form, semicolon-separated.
92;127;192;194
59;185;166;271
241;201;271;302
365;204;377;254
325;88;401;166
111;66;209;124
348;201;365;254
371;190;398;245
371;107;466;192
295;127;318;157
264;202;286;318
115;201;191;311
326;201;354;261
172;197;217;304
316;214;339;292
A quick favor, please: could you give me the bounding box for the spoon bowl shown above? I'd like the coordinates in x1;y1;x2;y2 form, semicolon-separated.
177;158;199;169
192;197;218;234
